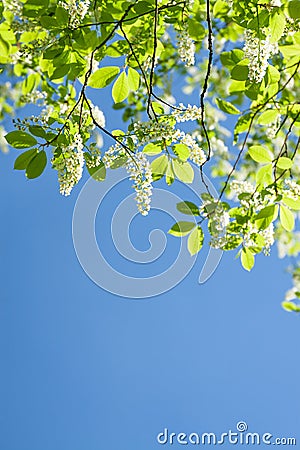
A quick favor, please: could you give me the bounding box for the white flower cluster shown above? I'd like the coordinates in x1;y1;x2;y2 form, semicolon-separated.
243;30;279;83
58;0;90;28
270;0;281;7
284;179;300;199
91;105;105;129
261;223;275;255
103;144;153;215
0;126;9;153
3;0;22;15
172;104;202;122
176;23;195;67
200;200;230;249
53;133;84;196
86;145;102;169
126;152;153;216
230;180;256;196
11;49;33;66
133;120;206;166
102;142;124;168
266;114;281;139
243;222;275;255
210;136;228;156
40;104;54;123
20;90;46;104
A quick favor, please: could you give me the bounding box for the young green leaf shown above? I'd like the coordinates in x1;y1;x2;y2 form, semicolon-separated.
88;66;120;88
173;159;194;183
280;205;295;231
282;196;300;210
127;67;140;91
187;226;204;255
256;163;273;186
255;204;278;230
112;71;129;103
241;247;255;271
269;12;286;43
143;143;162;155
172;144;190;161
168;221;195;237
176;201;200;216
248;145;272;163
165;161;175;186
151;155;168;180
5;131;37;149
216;98;241;115
276;157;293;170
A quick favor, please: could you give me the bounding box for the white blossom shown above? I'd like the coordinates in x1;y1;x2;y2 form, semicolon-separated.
176;23;195;67
52;133;84;196
91;105;106;128
243;30;279;83
172;103;202;122
58;0;90;28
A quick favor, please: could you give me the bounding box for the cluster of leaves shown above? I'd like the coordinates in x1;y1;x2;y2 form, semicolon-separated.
1;0;300;311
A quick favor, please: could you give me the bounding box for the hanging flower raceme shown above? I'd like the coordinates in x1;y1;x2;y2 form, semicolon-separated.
52;133;84;196
176;22;195;67
243;30;279;83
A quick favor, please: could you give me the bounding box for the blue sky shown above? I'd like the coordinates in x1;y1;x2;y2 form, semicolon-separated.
1;75;300;449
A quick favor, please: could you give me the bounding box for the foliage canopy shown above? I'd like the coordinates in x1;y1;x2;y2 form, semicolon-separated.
1;0;300;310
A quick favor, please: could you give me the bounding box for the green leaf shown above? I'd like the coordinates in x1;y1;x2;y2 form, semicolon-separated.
142;143;162;155
173;159;194;183
168;221;195;237
5;131;37;149
216;98;240;115
220;49;244;68
112;72;129;103
231;61;249;81
50;64;70;81
165;161;175;185
276;157;293;170
55;5;69;26
212;0;229;16
255;205;278;230
267;65;280;84
248;145;272;163
26;150;47;179
288;0;300;19
14;148;38;170
187;226;204;255
282;196;300;210
127;67;140;91
151;155;168;180
172;144;190;161
29;125;47;139
257;109;279;125
88;66;120;88
176;201;200;216
280;205;295;231
256;163;273;186
269;12;286;43
241;247;255;271
282;301;300;312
